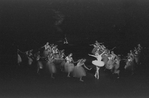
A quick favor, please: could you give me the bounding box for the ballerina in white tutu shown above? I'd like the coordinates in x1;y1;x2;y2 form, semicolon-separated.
89;51;105;79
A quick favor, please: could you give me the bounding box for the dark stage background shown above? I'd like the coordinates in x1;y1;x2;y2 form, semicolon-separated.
0;0;149;98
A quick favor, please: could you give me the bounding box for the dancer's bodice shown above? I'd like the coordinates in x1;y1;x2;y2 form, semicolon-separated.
97;55;102;61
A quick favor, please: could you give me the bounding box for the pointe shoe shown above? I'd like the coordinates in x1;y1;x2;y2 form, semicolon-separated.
79;78;84;82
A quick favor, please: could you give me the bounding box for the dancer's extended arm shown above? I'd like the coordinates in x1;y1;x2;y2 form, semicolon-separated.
88;54;97;58
83;64;92;70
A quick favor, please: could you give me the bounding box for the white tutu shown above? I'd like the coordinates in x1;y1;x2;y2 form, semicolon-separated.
92;60;104;67
46;61;56;74
72;66;86;78
64;62;74;73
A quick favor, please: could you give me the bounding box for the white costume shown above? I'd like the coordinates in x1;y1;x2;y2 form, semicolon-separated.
72;59;86;81
64;54;74;77
91;52;105;67
89;51;105;79
44;42;50;50
65;55;73;63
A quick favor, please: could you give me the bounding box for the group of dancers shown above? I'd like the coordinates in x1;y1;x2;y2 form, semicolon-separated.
89;41;142;79
17;41;142;81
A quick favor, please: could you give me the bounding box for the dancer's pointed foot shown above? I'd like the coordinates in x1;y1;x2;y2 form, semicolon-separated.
67;73;70;77
79;78;84;82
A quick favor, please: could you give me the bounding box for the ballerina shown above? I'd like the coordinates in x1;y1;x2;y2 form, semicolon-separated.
65;53;73;63
63;53;75;77
124;51;136;75
105;51;116;70
112;55;121;76
17;49;32;66
46;56;57;78
72;59;91;82
89;51;105;79
134;45;142;65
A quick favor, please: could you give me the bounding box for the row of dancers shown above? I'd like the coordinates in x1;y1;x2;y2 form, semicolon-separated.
17;43;91;81
17;41;142;81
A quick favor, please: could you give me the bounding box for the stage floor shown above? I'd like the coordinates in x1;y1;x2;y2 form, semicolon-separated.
0;62;149;98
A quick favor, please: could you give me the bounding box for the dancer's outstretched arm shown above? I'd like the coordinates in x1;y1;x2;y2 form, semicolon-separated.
83;64;92;70
72;60;78;64
88;54;97;58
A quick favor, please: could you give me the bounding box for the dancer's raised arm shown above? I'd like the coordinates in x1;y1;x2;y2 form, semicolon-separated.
88;54;97;58
101;50;106;55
